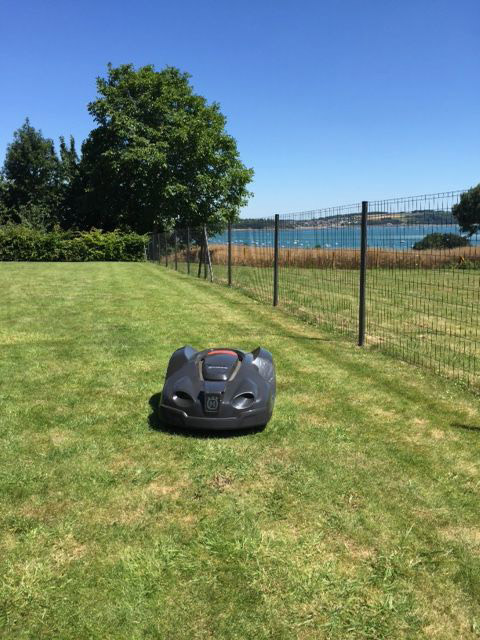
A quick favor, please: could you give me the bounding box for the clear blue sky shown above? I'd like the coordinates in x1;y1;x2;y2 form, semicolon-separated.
1;0;478;217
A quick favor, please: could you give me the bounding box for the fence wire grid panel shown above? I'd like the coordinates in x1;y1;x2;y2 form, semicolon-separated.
365;192;479;385
147;189;480;389
277;203;362;336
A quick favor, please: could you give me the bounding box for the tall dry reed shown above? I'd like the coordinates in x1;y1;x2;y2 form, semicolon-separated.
178;244;480;269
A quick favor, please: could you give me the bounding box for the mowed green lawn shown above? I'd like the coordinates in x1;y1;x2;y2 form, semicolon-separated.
1;262;479;639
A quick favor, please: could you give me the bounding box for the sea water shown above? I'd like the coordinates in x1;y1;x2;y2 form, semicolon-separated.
211;225;480;250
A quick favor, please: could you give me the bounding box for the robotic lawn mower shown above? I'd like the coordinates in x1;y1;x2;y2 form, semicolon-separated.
160;346;276;430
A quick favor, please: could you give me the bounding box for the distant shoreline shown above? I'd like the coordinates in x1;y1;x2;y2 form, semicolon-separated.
232;223;461;232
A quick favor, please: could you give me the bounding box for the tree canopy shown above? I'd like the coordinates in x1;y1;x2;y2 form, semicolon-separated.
76;64;253;233
1;119;61;228
57;135;80;229
413;232;470;250
453;184;480;237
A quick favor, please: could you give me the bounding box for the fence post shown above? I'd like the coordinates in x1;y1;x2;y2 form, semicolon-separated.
174;231;178;271
197;242;203;278
203;227;208;279
273;214;279;306
228;222;232;286
358;201;368;346
164;233;168;268
204;225;213;282
186;227;191;275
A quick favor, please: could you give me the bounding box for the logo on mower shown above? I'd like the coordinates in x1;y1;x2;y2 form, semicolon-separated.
205;394;220;413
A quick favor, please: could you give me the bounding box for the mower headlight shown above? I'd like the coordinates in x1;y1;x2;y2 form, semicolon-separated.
232;392;255;410
173;391;194;408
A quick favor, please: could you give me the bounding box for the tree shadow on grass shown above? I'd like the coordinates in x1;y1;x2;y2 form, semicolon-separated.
451;422;480;433
148;392;265;439
281;334;337;342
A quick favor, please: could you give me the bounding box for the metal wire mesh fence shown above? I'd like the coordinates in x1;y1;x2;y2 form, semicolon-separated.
147;189;480;389
365;191;479;386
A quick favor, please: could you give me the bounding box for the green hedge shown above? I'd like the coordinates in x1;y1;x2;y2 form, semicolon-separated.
413;232;470;250
0;226;147;261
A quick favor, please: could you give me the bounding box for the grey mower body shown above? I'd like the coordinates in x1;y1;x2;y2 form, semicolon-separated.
160;346;275;430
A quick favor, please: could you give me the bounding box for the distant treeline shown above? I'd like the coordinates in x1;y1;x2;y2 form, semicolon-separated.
235;210;454;229
285;210;453;228
235;218;280;229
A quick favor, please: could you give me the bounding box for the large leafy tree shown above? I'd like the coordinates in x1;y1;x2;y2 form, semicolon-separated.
0;175;9;225
453;184;480;236
76;64;253;233
59;135;79;185
1;119;61;228
58;135;80;229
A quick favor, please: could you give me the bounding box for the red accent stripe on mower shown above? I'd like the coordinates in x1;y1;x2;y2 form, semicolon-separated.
207;350;238;356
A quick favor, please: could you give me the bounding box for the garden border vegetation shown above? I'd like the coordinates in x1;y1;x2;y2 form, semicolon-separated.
0;225;147;261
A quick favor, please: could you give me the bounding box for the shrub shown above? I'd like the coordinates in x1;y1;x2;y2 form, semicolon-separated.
413;232;470;250
452;183;480;236
0;225;147;261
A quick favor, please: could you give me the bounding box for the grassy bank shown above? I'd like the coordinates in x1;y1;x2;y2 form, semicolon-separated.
1;263;479;639
171;258;480;388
